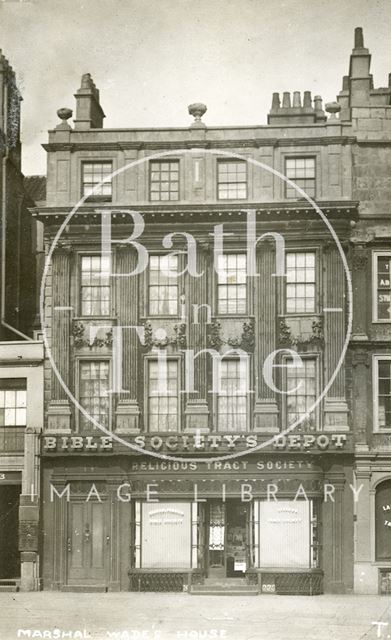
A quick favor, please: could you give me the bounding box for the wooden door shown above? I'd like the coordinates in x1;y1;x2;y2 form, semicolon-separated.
67;501;107;585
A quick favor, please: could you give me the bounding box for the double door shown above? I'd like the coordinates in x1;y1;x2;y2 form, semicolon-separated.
67;501;108;585
206;500;249;578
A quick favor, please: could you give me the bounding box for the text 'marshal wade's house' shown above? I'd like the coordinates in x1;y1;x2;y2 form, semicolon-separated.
23;27;391;595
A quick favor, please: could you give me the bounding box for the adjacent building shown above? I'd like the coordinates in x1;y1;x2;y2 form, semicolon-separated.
0;50;44;591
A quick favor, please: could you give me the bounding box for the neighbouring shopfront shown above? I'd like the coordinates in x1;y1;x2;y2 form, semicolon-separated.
41;447;354;594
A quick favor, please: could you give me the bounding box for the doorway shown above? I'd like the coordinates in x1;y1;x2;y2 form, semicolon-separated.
0;485;21;579
206;499;248;579
66;501;108;586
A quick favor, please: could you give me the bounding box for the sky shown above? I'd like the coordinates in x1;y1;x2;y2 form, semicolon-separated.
0;0;390;176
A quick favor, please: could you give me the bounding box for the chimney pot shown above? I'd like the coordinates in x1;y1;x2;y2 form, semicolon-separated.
292;91;301;108
271;92;280;110
354;27;364;49
282;92;291;108
303;91;312;108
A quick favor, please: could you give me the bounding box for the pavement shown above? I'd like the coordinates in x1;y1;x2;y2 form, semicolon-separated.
0;593;391;640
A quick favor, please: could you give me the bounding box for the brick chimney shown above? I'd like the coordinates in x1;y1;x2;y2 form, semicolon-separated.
74;73;105;130
268;91;325;124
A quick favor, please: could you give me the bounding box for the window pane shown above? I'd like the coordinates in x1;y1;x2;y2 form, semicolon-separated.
285;358;317;431
217;254;247;314
148;255;178;315
81;256;110;316
79;361;110;431
217;359;248;432
149;161;180;201
82;162;112;199
285;253;316;313
285;158;315;199
377;255;391;320
148;360;178;432
378;360;391;429
217;161;247;200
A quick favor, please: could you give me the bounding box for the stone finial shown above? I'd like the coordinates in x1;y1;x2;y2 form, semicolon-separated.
188;103;207;128
56;108;73;129
354;27;364;49
325;101;341;120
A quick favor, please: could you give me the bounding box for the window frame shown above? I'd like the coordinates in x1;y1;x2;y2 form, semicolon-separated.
81;161;113;202
282;353;320;432
284;156;316;200
372;251;391;323
149;159;180;202
214;355;250;433
79;254;111;318
147;253;180;317
373;355;391;433
145;355;181;433
76;357;112;433
216;252;248;316
217;159;247;200
0;379;27;428
284;250;317;315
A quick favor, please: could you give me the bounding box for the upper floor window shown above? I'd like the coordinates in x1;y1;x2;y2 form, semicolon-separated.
217;160;247;199
286;252;316;313
82;162;112;201
217;254;247;315
79;361;109;432
81;255;110;316
217;359;248;432
148;359;179;432
374;357;391;431
150;160;179;201
148;255;179;316
285;357;317;431
373;253;391;322
285;157;315;199
0;379;26;427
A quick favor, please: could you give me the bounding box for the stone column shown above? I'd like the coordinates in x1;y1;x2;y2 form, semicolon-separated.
323;246;349;431
185;243;210;432
323;471;346;593
352;348;370;450
351;243;369;341
253;244;279;432
47;248;72;433
115;247;141;433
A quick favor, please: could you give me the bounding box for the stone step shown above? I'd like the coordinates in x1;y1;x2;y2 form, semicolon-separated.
61;585;107;592
190;585;258;596
0;585;18;592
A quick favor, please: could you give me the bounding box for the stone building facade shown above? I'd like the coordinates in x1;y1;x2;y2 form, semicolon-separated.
0;50;44;591
33;28;389;594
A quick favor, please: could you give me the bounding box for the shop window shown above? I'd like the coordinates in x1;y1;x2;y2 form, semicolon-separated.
79;361;110;431
374;357;391;431
285;356;318;431
217;253;247;315
217;160;247;199
376;480;391;561
286;251;316;313
148;359;179;432
148;255;179;316
82;162;112;201
141;502;191;569
149;160;179;201
373;253;391;322
257;500;313;568
217;358;248;432
0;379;26;427
80;255;110;316
285;157;315;199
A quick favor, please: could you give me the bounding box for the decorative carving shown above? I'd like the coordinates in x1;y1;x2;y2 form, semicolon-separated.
72;320;113;349
208;319;255;353
279;317;324;347
208;319;223;350
352;250;368;271
352;349;370;368
143;321;187;350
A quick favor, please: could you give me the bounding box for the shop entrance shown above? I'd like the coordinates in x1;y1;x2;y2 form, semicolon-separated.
66;501;108;587
207;500;248;579
0;485;21;580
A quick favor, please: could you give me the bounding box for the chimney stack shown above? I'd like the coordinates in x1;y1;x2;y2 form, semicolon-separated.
74;73;105;130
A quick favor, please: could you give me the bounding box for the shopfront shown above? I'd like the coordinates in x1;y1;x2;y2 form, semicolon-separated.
41;444;354;594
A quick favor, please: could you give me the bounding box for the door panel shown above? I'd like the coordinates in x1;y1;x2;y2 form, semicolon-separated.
67;501;107;585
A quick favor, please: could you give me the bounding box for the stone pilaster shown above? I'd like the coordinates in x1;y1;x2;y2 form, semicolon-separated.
19;427;41;591
253;244;279;432
47;248;72;434
185;243;210;432
114;247;141;433
323;472;346;593
323;246;349;431
351;244;369;341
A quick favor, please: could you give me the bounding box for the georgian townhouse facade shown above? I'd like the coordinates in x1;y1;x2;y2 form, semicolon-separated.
34;32;387;596
0;50;44;592
343;32;391;595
